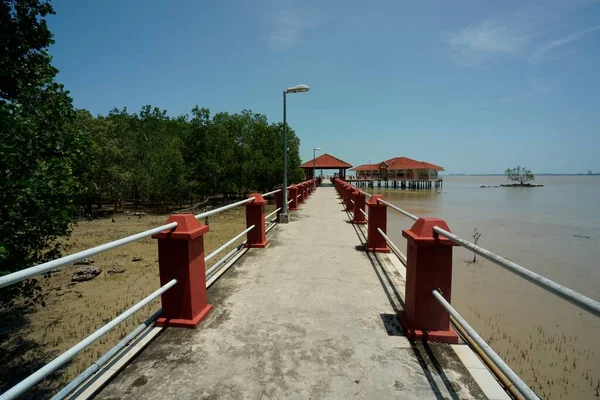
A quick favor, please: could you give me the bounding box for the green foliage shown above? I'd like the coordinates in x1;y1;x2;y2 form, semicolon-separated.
505;166;535;185
0;0;85;306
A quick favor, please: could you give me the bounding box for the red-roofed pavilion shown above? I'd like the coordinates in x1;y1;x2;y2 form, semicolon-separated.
300;153;352;180
349;156;445;189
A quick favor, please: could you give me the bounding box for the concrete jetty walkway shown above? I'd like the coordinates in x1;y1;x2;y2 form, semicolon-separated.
95;185;495;399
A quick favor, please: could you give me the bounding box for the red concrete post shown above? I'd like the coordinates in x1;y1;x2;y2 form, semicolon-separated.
397;218;459;344
245;193;269;248
307;182;312;196
297;183;305;205
153;215;213;328
366;195;390;253
275;189;283;218
288;185;299;211
352;189;367;224
345;185;355;211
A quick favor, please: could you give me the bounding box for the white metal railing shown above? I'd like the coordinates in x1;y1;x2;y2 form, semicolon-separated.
431;290;539;400
262;189;282;197
1;279;177;400
377;198;418;221
359;208;368;221
266;208;281;221
50;308;163;400
205;225;255;263
376;198;600;317
433;226;600;317
195;198;253;220
376;228;406;265
0;222;178;289
358;190;372;198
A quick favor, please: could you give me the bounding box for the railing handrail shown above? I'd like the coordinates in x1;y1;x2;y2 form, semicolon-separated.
205;225;255;263
0;279;178;400
262;189;282;197
265;208;281;221
50;308;163;400
359;208;368;220
376;228;406;265
0;222;179;289
376;198;418;221
431;290;539;400
195;197;254;220
374;196;600;318
433;226;600;318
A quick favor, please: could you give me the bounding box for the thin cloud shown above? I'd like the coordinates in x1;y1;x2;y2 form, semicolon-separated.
530;80;556;94
446;18;531;66
446;1;593;67
268;8;326;50
530;25;600;61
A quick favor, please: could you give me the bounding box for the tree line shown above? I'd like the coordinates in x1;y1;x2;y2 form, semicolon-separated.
0;0;302;305
74;105;303;214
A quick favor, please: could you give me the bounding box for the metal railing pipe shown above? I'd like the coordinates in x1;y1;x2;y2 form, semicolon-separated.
0;279;177;400
50;308;163;400
377;228;407;265
359;208;369;220
195;198;253;220
0;222;178;289
377;199;418;221
205;242;246;277
359;190;372;198
204;225;255;263
433;226;600;318
262;189;281;197
431;290;539;400
265;208;282;221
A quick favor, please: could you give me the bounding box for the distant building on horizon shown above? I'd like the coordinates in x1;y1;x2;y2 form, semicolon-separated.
350;156;444;181
589;170;593;175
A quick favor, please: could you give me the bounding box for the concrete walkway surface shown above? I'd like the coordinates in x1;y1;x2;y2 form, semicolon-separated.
94;185;497;400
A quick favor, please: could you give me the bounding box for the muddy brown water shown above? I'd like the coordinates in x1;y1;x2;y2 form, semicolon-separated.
364;175;600;399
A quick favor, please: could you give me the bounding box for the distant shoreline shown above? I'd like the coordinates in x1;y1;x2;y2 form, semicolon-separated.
442;173;599;177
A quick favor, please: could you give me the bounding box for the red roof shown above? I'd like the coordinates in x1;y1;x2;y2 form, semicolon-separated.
300;153;352;169
351;163;379;171
350;157;444;172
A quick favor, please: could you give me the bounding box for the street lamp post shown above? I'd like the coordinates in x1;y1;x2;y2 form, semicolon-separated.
313;147;321;190
280;84;310;223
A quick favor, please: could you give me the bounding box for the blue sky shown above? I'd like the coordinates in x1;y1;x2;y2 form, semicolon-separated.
48;0;600;174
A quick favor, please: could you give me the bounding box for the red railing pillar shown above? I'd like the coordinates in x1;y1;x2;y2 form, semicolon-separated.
307;182;312;196
345;185;354;211
398;218;459;343
298;183;305;205
366;195;389;253
245;193;269;248
352;190;367;224
153;215;212;328
288;185;299;211
275;189;283;218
